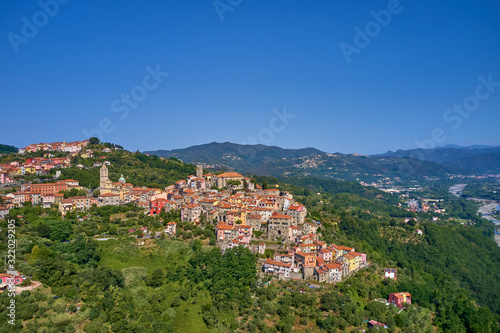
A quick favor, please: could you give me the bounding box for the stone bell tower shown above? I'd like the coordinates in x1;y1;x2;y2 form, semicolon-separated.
100;164;109;188
196;164;203;178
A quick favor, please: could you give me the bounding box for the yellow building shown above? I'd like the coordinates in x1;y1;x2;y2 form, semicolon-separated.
10;168;22;176
24;166;36;174
342;252;362;273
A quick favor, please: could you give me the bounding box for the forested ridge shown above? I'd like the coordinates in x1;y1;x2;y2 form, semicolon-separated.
53;146;196;189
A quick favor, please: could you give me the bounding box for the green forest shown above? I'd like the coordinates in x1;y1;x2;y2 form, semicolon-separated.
52;147;196;189
0;144;18;154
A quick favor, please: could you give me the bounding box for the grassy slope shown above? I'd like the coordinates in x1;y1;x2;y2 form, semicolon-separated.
97;238;214;332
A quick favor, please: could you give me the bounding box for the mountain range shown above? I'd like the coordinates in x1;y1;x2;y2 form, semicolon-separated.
144;142;480;183
376;145;500;173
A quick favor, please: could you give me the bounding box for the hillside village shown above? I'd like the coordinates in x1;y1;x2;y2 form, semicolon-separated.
4;141;500;332
0;141;374;284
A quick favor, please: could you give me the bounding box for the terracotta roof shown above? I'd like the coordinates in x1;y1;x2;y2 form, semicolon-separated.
295;251;315;257
99;193;119;197
0;273;23;279
216;172;244;178
325;262;342;270
217;224;236;231
264;258;292;268
270;213;292;219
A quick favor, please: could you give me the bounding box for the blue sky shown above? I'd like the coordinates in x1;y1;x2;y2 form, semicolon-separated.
1;0;499;154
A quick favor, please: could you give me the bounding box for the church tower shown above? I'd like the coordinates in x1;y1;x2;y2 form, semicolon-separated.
100;164;109;188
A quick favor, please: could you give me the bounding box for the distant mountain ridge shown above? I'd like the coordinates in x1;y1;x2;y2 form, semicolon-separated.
145;142;323;170
144;142;473;183
376;145;500;173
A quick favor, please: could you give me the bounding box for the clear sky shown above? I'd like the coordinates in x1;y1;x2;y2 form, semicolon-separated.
1;0;499;155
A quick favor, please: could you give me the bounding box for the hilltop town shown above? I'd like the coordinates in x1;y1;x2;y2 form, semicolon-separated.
2;140;500;333
1;140;371;284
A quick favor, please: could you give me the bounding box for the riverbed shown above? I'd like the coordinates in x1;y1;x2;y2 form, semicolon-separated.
449;184;468;197
449;185;500;246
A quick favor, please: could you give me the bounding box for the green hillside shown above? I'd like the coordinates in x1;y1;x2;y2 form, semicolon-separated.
54;145;196;189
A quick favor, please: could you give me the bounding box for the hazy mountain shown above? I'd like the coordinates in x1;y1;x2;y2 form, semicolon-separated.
145;142;471;183
376;145;500;173
443;153;500;173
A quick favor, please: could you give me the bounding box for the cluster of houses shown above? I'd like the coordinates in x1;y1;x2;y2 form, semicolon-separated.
0;157;71;182
1;162;372;284
18;140;89;154
0;144;421;297
261;238;368;282
1;179;84;215
405;197;446;215
0;141;120;184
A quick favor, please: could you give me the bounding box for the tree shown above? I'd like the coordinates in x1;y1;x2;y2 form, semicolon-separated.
48;220;73;242
36;224;52;239
146;268;164;288
89;137;100;145
191;239;203;252
226;180;241;187
31;245;40;261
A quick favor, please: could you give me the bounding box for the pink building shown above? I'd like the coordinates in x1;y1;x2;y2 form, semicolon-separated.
287;225;302;242
318;248;333;262
0;273;24;285
227;236;249;249
0;172;13;184
389;292;411;308
216;223;239;242
238;225;253;243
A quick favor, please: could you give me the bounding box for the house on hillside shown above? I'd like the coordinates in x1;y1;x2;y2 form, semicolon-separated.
0;273;24;286
384;268;397;280
165;222;176;235
389;292;411;308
